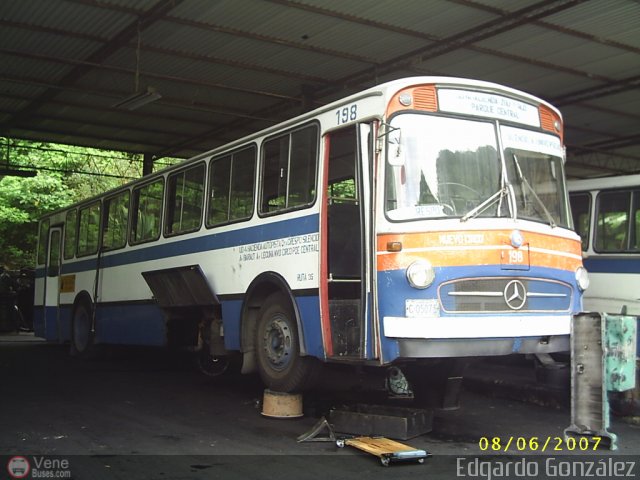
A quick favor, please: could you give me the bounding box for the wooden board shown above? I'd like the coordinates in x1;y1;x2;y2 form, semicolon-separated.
339;436;428;466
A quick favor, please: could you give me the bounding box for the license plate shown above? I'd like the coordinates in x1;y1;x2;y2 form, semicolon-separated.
405;299;440;318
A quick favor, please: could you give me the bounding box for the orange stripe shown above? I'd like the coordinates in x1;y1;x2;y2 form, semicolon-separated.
377;230;582;272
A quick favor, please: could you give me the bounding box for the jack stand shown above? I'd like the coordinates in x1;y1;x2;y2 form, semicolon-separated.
297;417;336;442
565;313;637;450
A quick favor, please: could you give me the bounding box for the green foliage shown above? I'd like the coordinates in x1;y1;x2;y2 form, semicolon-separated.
0;138;149;268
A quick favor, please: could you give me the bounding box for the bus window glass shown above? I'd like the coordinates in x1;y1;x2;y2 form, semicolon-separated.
229;147;256;221
262;136;289;212
207;147;256;227
77;201;101;257
48;230;61;276
131;179;164;244
261;124;318;214
166;164;205;235
208;155;232;226
288;126;318;208
569;193;591;251
327;127;357;203
63;209;77;259
103;191;130;251
386;115;501;220
595;190;630;252
37;218;50;265
505;150;568;227
501;126;568;228
633;192;640;251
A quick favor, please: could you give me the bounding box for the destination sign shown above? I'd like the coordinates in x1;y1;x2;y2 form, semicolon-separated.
438;89;540;127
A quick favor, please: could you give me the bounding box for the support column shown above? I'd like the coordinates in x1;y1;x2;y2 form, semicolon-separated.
142;152;154;176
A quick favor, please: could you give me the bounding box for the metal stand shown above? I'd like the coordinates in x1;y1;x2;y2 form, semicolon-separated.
565;313;637;450
297;417;336;442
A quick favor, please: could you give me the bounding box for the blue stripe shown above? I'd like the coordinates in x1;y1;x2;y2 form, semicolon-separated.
35;214;319;277
377;264;581;362
583;257;640;274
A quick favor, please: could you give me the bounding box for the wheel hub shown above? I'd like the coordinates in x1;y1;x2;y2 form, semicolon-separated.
262;316;292;371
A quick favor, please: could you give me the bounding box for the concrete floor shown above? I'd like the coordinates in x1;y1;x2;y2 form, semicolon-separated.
1;332;639;479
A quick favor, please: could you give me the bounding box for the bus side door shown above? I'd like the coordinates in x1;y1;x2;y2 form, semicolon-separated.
42;226;62;341
323;122;375;359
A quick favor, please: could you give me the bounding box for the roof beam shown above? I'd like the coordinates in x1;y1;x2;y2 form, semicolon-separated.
0;48;300;102
552;75;640;105
448;0;640;56
1;0;184;134
0;19;331;87
66;0;378;66
326;0;588;90
0;73;281;124
157;0;587;157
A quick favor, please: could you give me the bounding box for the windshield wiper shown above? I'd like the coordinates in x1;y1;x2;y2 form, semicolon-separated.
512;154;556;227
460;187;509;222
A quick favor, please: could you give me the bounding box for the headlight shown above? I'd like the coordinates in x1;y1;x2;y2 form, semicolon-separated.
575;267;589;291
406;260;435;289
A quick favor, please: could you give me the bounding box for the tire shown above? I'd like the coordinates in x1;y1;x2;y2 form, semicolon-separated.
255;292;317;392
70;301;97;358
11;305;22;333
196;350;241;378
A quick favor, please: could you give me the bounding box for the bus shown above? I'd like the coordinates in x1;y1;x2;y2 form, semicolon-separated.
568;174;640;317
34;76;586;403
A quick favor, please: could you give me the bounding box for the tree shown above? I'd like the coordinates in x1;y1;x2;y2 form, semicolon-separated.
0;138;163;268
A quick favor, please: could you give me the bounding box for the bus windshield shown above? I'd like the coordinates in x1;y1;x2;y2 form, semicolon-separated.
385;114;569;227
501;125;569;228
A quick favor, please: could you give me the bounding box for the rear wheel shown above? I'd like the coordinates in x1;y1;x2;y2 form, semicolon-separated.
197;350;231;377
255;292;316;392
70;301;97;358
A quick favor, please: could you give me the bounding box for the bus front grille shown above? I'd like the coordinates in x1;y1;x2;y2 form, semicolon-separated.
438;277;572;313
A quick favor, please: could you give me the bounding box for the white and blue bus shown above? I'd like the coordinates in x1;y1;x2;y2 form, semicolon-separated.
569;174;640;317
34;77;586;399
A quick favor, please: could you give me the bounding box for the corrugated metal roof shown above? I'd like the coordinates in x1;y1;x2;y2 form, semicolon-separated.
547;0;640;47
1;0;137;40
0;0;637;176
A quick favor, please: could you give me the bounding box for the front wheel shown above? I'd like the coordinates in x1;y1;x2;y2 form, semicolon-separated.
255;292;317;392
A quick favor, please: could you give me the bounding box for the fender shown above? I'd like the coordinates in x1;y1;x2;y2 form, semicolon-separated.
241;271;308;356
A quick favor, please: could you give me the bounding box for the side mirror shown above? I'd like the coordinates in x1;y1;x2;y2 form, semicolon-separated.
387;128;405;167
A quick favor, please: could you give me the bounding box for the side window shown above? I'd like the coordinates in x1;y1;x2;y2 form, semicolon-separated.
48;230;61;276
207;147;256;227
569;193;590;251
262;136;288;212
130;179;164;244
37;218;50;265
595;190;630;252
63;209;77;259
260;124;318;214
631;191;640;251
165;164;205;236
77;201;101;257
208;155;232;226
288;127;318;207
230;148;256;221
327;126;358;204
102;191;130;251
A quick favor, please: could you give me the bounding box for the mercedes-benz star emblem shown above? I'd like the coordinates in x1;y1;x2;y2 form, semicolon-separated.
504;280;527;310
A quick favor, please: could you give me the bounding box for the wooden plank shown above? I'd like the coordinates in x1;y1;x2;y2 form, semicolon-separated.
345;437;416;456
